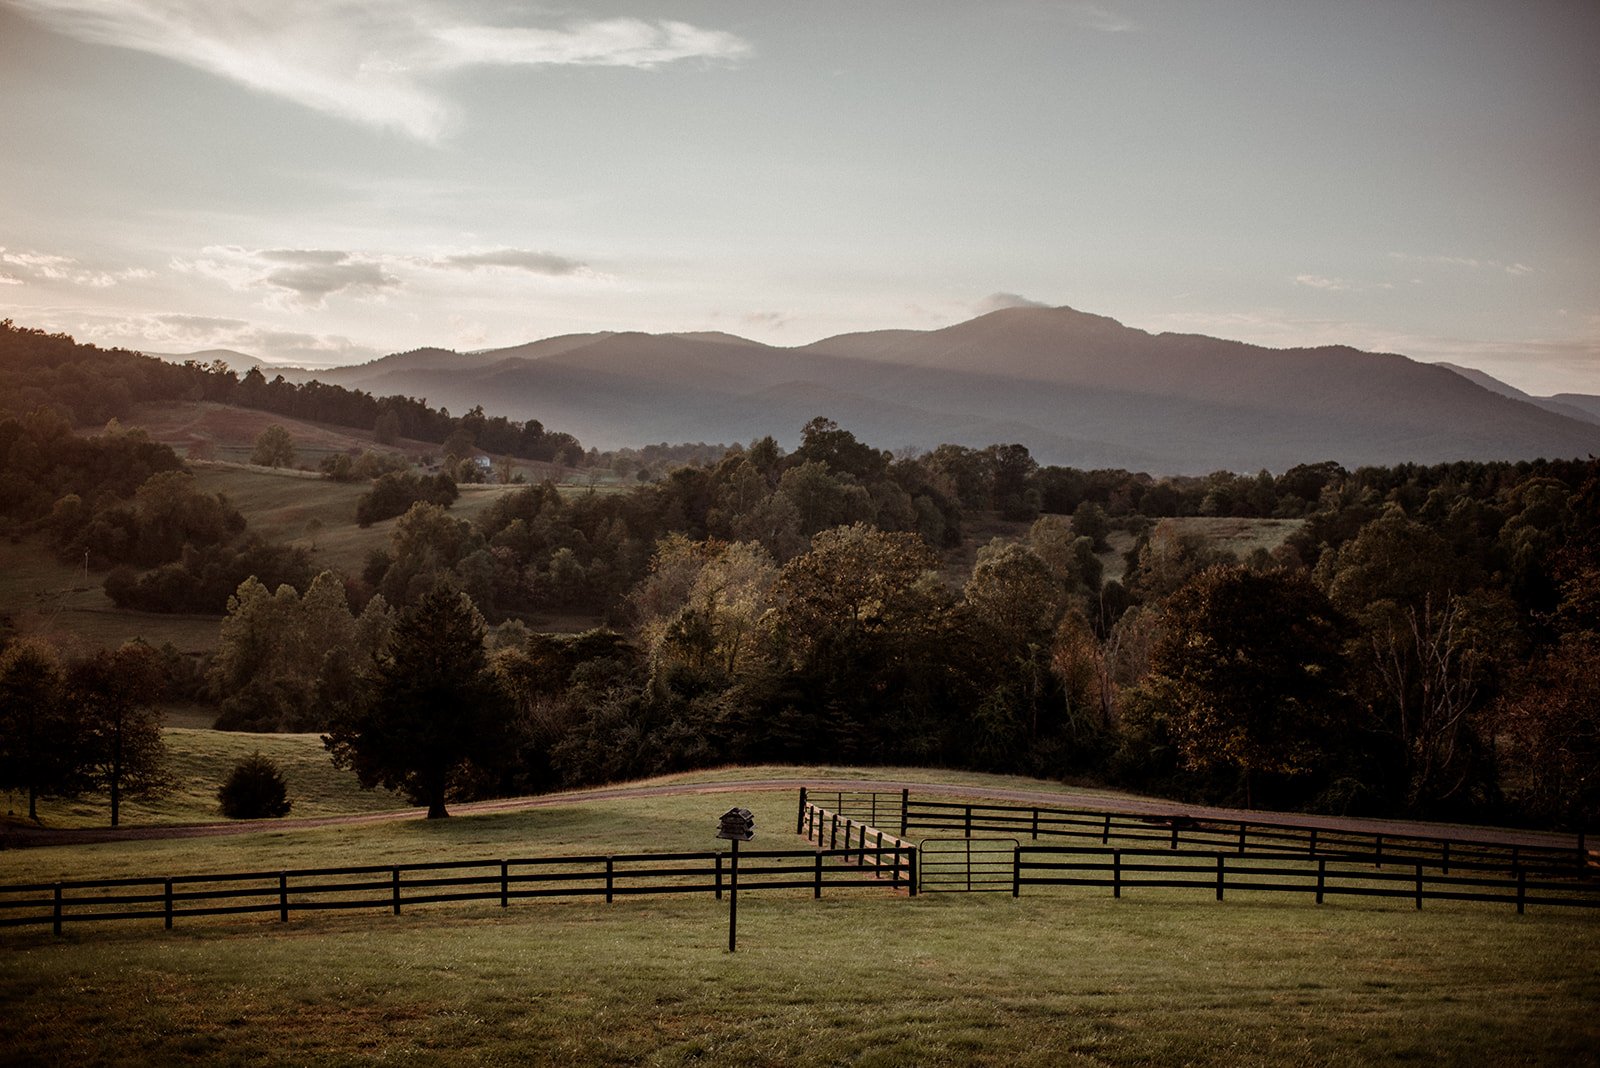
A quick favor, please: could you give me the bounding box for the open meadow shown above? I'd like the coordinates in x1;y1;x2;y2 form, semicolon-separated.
2;742;1596;1066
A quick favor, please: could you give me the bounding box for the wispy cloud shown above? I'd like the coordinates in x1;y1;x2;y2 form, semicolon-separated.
1059;3;1138;33
1388;252;1533;276
47;310;382;366
0;246;132;288
174;246;399;307
435;249;586;275
171;243;601;308
7;1;751;141
977;292;1051;313
1293;274;1395;293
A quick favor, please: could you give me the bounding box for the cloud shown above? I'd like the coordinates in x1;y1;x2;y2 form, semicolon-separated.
434;18;750;70
977;292;1051;313
1059;3;1138;32
8;1;751;141
261;258;399;305
0;246;122;288
87;311;381;366
1293;274;1395;293
173;245;398;306
435;249;586;275
1388;252;1534;276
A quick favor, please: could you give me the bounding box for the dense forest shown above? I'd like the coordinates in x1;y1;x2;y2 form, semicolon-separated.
1;321;1595;831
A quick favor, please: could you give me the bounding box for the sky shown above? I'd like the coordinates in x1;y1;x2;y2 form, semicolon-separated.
1;0;1597;395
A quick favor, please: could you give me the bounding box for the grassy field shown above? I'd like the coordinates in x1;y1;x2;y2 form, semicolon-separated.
2;785;1596;1066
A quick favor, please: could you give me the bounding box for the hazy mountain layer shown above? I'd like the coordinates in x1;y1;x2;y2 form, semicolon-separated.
208;307;1600;474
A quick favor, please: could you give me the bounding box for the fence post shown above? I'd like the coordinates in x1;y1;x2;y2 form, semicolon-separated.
605;856;614;904
716;852;724;901
1316;858;1326;905
1112;851;1122;899
1375;835;1384;868
1238;824;1246;854
1013;845;1021;898
1102;814;1111;845
1031;808;1039;841
965;805;972;838
871;792;878;828
909;847;918;897
392;867;401;915
1309;828;1318;855
164;879;174;930
53;883;62;936
900;788;909;837
890;841;900;889
279;872;288;923
814;851;823;898
830;813;839;850
1170;824;1178;850
500;862;509;908
1415;862;1423;910
1516;868;1526;915
796;787;807;835
1216;854;1225;901
1512;845;1520;870
858;823;867;866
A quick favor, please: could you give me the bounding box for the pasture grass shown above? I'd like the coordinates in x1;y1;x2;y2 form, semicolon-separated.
0;883;1594;1065
5;756;1596;1065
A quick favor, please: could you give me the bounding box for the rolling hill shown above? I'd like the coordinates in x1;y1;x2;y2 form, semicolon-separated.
168;306;1600;474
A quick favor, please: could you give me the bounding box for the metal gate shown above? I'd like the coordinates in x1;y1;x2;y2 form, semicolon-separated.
918;838;1018;893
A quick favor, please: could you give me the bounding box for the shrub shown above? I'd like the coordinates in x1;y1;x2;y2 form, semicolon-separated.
217;753;292;819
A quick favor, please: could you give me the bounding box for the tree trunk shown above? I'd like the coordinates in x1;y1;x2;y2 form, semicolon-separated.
426;798;449;819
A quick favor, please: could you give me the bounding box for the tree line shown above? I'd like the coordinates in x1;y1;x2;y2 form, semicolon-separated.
3;321;1596;830
0;319;584;467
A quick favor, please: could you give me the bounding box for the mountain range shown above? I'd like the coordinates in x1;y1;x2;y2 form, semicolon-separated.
180;306;1600;475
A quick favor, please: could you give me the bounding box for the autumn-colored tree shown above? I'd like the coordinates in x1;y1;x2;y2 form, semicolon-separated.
1135;565;1353;807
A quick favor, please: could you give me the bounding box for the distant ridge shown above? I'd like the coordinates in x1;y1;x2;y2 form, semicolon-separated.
149;307;1600;474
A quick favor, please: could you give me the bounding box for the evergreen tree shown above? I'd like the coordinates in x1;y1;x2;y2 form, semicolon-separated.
323;586;511;818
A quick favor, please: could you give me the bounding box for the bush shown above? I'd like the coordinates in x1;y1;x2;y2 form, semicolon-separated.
217;753;292;819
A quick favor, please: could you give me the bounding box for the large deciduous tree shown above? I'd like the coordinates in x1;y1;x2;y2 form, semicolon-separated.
68;642;168;827
1134;565;1353;807
323;586;510;818
0;639;80;821
249;424;296;468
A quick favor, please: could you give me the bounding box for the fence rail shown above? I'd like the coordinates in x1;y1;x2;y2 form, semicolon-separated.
1014;845;1600;913
798;800;917;894
0;845;915;935
795;789;1588;877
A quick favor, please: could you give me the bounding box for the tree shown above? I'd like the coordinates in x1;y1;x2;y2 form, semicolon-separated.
323;586;511;818
218;753;292;818
1134;565;1353;807
67;643;168;827
250;424;296;468
0;639;80;820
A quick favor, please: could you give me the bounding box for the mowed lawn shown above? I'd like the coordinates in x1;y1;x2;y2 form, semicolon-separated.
3;768;1597;1067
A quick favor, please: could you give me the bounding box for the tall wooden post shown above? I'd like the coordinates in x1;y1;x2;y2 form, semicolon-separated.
729;839;739;953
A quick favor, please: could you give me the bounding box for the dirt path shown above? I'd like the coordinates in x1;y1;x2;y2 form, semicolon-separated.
2;775;1580;852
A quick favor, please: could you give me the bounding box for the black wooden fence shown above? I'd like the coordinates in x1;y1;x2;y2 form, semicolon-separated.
1013;845;1600;913
798;799;918;894
797;789;1589;877
0;845;915;935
